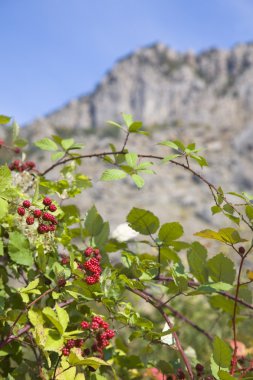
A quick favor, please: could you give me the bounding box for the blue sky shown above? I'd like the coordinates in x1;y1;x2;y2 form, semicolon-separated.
1;0;253;125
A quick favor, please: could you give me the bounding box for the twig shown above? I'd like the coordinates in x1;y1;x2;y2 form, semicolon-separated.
127;287;194;379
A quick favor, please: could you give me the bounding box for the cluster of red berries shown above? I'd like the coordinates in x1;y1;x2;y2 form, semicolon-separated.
9;159;36;172
77;247;102;285
17;197;58;234
62;315;115;358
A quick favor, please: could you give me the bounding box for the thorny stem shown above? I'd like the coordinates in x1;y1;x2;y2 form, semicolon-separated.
127;287;194;380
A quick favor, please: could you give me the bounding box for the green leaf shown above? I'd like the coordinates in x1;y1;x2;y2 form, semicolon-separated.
61;138;74;150
28;309;44;327
194;227;247;244
35;138;58;151
8;232;33;266
44;329;64;351
0;115;11;124
131;174;144;188
127;207;160;235
209;295;235;315
125;152;138;168
218;370;237;380
189;282;232;295
211;205;222;215
159;222;183;244
107;120;123;129
213;336;232;368
207;253;236;284
158;140;180;150
100;169;127;181
122;113;133;127
55;304;69;333
85;205;104;236
12;121;20;141
51;151;65;161
42;307;63;334
128;121;143;132
0;198;8;219
161;154;181;163
187;242;208;283
68;352;110;368
0;165;12;193
245;205;253;221
20;279;40;294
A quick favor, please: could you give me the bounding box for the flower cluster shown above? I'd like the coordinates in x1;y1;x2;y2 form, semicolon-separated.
17;197;58;234
77;247;102;285
9;159;36;172
61;315;115;358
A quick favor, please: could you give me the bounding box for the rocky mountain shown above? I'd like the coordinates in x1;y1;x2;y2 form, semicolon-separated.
19;43;253;239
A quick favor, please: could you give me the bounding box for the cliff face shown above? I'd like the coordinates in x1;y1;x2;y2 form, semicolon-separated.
22;43;253;236
26;42;253;134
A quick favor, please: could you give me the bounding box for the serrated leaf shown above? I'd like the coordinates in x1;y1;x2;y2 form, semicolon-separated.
55;304;69;333
100;169;127;181
0;165;12;192
68;352;110;368
61;138;74;150
125;152;138;168
85;205;104;236
44;329;64;351
245;205;253;221
122;113;133;127
0;198;8;219
20;278;40;293
131;174;144;188
158;140;180;150
159;222;184;244
51;151;65;161
42;308;63;334
194;228;247;244
127;207;160;235
8;231;33;266
187;242;208;283
207;253;236;284
128;121;143;132
28;309;44;326
209;295;235;315
213;336;232;368
189;282;232;295
0;115;11;124
35;138;58;151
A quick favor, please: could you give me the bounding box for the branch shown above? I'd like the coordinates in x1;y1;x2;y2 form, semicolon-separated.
126;287;194;380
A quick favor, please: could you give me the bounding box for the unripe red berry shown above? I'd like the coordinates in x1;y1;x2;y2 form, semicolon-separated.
66;339;75;349
14;147;21;154
239;246;245;255
196;363;204;375
80;321;90;329
57;278;66;287
86;275;99;285
106;329;115;339
43;197;52;206
49;204;57;212
33;209;42;218
84;247;94;256
17;207;26;216
177;369;185;379
26;216;34;225
91;321;100;330
23;200;31;208
101;321;109;330
37;224;47;234
25;161;35;169
93;248;100;256
74;338;84;348
62;347;70;356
